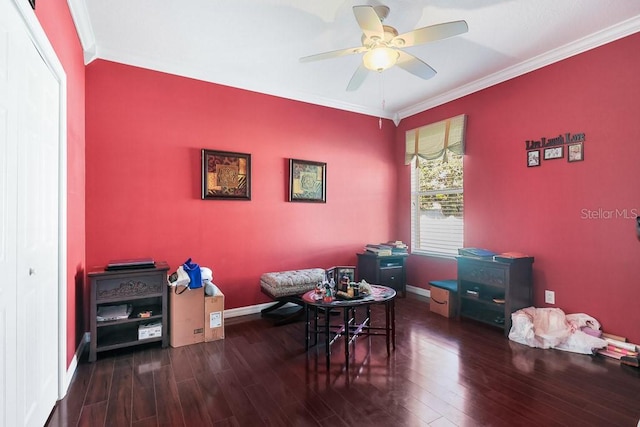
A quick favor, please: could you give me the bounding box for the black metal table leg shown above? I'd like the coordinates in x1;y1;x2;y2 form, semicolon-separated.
344;307;350;371
305;303;310;350
385;300;391;355
391;298;396;350
325;308;331;370
313;306;318;347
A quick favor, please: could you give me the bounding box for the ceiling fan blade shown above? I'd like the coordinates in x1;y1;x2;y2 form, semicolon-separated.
346;63;369;91
299;46;366;63
396;51;436;80
353;5;384;41
393;20;468;48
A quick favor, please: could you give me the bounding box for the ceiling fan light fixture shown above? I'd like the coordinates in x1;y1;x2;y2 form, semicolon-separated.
363;46;399;72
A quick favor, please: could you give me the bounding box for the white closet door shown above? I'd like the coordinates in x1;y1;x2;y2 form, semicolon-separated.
1;1;60;426
0;10;19;426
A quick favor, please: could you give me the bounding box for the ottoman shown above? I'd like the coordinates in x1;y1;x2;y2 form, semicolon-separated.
260;268;326;325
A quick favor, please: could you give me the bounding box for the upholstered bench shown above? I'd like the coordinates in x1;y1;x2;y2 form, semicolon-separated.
260;268;326;325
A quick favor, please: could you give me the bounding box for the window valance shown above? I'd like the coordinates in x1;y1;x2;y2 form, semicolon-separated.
405;114;467;164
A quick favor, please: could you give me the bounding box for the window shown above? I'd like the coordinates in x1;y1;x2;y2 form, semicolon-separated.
407;115;466;257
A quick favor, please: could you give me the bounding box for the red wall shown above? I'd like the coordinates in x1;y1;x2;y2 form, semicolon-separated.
36;0;86;367
397;33;640;343
85;60;397;317
35;0;640;362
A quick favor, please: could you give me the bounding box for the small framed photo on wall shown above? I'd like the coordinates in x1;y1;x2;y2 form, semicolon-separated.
527;150;540;167
567;143;584;162
543;146;563;160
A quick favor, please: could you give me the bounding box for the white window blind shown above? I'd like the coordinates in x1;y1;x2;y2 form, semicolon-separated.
408;115;466;257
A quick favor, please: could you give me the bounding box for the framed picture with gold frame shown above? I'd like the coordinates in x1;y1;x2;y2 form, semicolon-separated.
201;149;251;200
289;158;326;202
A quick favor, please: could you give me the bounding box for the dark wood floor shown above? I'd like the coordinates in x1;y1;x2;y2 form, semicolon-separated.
47;294;640;427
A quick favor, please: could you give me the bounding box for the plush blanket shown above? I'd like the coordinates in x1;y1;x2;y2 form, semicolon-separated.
509;307;608;354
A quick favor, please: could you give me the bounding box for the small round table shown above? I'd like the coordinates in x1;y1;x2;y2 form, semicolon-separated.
302;285;396;370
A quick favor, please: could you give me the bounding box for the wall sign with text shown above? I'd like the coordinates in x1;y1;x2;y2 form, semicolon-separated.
526;132;585;167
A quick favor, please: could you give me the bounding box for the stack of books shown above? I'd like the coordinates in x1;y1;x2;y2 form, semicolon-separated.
364;241;408;256
596;333;639;367
386;241;408;254
458;248;496;258
493;252;531;262
365;244;393;256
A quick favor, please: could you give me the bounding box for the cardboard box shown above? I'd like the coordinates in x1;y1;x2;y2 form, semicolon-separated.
138;321;162;340
204;293;225;342
430;285;456;318
169;286;205;347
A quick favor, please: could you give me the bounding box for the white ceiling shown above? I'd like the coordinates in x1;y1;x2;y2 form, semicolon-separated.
68;0;640;124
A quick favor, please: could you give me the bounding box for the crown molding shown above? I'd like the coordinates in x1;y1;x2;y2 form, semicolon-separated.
67;8;640;124
396;15;640;122
97;45;398;122
67;0;97;64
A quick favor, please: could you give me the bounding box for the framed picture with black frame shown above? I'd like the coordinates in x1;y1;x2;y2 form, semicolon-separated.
288;158;326;202
527;150;540;167
567;142;584;162
201;149;251;200
543;146;563;160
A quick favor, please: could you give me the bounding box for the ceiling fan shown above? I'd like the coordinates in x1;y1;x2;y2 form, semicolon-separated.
300;5;468;91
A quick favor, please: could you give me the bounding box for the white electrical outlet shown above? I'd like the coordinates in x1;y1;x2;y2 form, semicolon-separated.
545;290;555;305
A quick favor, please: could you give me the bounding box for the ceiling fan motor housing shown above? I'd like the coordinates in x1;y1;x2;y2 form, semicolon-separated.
361;25;400;47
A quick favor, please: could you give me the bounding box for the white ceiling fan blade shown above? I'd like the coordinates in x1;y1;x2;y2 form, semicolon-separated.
300;46;366;63
346;63;369;91
396;51;436;80
393;20;468;48
353;5;384;41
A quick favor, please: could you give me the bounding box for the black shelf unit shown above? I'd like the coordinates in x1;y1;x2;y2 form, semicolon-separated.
456;256;533;336
357;252;408;296
89;262;169;362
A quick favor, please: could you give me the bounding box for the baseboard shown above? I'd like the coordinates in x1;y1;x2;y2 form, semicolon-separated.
224;301;297;318
60;332;88;398
406;284;430;298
